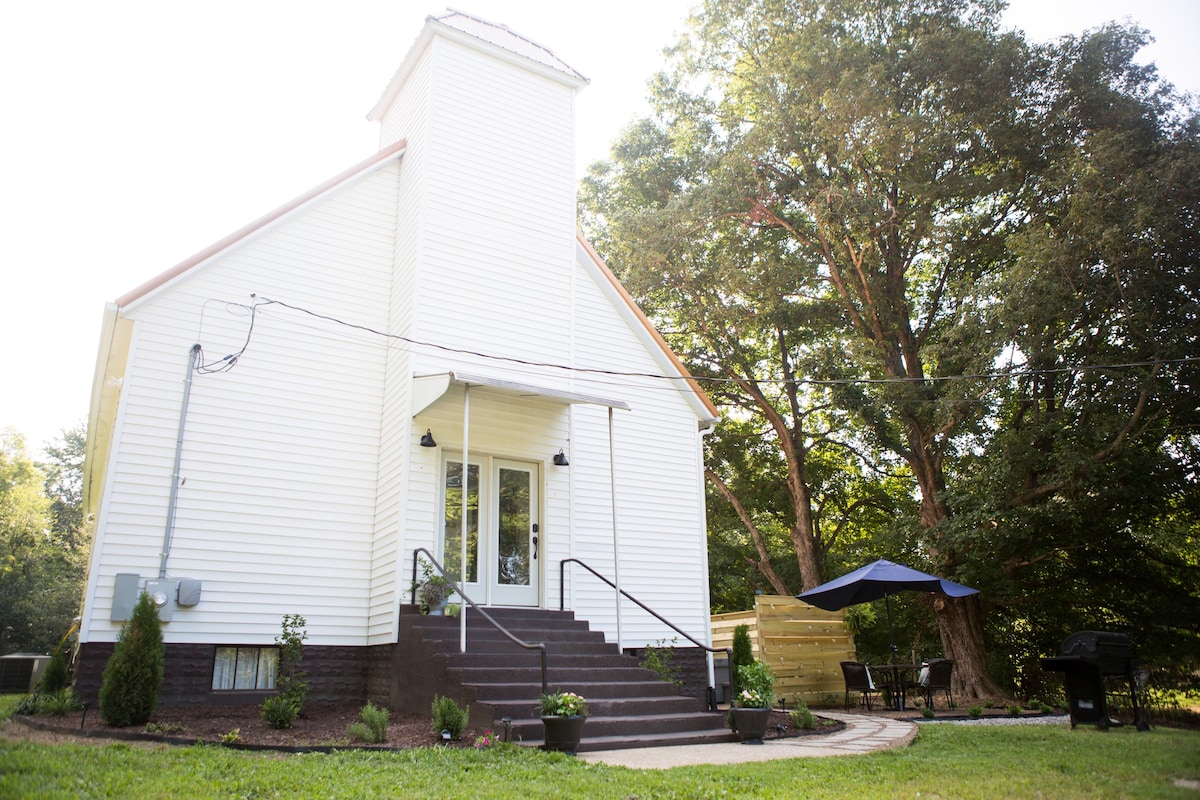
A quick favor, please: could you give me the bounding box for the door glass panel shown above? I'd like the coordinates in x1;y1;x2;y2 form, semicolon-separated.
443;461;479;583
497;467;530;586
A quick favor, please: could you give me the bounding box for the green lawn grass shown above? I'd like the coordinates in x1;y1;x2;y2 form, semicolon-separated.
2;701;1197;799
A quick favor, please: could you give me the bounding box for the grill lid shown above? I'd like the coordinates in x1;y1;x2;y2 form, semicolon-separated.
1061;631;1131;658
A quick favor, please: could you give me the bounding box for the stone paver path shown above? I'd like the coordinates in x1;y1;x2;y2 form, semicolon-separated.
579;712;916;769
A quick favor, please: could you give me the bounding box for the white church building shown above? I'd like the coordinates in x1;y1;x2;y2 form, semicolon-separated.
75;11;721;714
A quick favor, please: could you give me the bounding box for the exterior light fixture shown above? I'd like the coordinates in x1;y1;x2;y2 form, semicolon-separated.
420;429;437;447
553;449;569;466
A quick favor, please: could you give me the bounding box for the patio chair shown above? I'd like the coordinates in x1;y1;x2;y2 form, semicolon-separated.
840;661;881;712
921;658;955;710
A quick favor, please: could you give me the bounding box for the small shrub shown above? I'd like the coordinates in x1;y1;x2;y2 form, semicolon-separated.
968;705;984;719
431;695;468;740
99;592;165;727
1038;701;1055;714
790;701;816;730
144;721;186;735
220;729;241;744
1008;704;1022;717
347;702;390;744
40;688;82;716
15;694;39;715
261;614;308;729
640;638;682;688
260;694;301;730
40;649;70;694
922;707;935;719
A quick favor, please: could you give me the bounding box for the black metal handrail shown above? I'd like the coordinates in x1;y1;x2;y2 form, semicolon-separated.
411;548;547;694
559;557;733;711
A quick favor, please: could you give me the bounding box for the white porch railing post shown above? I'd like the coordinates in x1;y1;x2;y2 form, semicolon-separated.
609;406;622;651
461;384;470;655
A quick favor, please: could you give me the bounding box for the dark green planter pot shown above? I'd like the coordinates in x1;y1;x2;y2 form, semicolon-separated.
541;715;586;754
731;707;771;744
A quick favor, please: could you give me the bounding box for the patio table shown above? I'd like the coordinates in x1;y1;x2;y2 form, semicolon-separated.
869;663;922;710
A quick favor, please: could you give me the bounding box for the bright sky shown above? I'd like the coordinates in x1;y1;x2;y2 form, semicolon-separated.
2;1;1197;454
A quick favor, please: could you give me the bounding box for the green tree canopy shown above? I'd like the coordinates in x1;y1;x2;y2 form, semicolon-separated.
581;0;1199;696
0;427;89;655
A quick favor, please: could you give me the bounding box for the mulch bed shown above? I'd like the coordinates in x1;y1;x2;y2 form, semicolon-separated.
7;704;844;752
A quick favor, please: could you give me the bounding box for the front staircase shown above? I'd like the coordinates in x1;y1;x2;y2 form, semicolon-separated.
395;606;734;751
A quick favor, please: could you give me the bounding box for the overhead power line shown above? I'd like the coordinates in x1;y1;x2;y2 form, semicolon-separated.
198;294;1196;391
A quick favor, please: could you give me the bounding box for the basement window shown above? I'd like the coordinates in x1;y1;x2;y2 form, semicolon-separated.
212;646;278;691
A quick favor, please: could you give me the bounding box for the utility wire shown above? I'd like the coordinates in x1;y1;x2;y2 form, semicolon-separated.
209;294;1196;390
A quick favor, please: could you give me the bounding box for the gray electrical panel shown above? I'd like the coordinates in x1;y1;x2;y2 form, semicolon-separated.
111;573;140;621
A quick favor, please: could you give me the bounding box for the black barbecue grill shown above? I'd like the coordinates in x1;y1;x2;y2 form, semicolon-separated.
1041;631;1148;730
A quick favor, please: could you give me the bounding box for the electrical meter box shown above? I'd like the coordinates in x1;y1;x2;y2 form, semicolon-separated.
144;579;179;621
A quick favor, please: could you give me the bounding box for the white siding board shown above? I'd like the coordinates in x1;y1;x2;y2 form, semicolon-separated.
85;167;398;645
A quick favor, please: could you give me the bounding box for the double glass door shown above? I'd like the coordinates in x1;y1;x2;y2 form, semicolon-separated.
441;457;539;606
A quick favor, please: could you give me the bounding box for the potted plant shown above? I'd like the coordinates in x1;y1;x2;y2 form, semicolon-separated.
538;690;588;754
731;660;775;744
417;562;454;615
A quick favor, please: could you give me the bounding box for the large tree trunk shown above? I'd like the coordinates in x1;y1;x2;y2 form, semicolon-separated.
933;594;1003;701
908;434;1004;700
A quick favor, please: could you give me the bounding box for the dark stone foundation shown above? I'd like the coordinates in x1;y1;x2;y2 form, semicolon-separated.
74;642;372;707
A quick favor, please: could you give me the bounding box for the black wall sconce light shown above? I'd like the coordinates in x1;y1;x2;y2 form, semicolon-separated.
420;429;437;448
553;449;569;466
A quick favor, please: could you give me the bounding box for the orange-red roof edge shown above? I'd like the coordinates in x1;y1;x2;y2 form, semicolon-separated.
576;232;720;420
115;139;408;309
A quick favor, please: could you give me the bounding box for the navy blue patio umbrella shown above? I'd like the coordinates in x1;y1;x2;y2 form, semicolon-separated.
797;559;979;664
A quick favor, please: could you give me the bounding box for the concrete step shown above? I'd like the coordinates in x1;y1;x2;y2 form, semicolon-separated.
503;712;733;750
440;651;633;669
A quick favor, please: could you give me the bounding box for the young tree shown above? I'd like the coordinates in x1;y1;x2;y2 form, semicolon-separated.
99;591;165;726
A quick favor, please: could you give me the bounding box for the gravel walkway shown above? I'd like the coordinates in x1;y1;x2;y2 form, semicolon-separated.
916;714;1072;726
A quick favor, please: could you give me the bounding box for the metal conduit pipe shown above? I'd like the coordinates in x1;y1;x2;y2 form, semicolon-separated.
159;344;201;579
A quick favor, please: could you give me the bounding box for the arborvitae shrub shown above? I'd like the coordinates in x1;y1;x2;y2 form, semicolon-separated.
731;623;754;698
99;592;164;727
39;647;69;694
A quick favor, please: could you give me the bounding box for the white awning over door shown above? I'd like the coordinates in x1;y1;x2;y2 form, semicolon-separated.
411;371;630;416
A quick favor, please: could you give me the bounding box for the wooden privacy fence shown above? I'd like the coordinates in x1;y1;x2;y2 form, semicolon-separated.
712;595;856;706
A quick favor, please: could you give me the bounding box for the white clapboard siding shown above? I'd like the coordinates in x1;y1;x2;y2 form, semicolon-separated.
412;38;575;365
559;252;711;648
83;13;716;660
83;165;398;645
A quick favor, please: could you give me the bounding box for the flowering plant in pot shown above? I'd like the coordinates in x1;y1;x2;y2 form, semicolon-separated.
731;660;775;744
539;690;588;717
416;561;454;615
538;691;588;754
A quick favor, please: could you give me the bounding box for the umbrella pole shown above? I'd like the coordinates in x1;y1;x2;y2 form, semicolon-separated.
885;593;903;710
